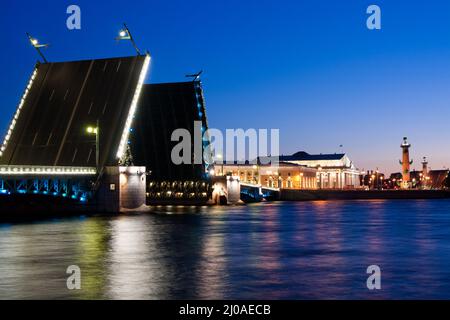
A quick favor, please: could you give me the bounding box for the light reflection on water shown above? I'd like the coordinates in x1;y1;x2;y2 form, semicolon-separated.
1;200;450;299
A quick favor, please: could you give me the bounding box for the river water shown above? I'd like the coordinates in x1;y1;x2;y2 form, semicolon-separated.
1;200;450;299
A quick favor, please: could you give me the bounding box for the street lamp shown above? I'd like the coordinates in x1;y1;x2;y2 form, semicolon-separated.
86;127;98;134
86;120;100;171
115;23;141;55
26;33;49;63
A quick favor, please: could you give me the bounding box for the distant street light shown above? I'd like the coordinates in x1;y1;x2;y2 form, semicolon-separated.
115;23;141;55
86;120;100;171
26;33;49;63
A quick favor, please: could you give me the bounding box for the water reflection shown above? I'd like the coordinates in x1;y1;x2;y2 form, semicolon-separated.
106;216;169;299
1;200;450;299
74;218;111;299
197;221;227;299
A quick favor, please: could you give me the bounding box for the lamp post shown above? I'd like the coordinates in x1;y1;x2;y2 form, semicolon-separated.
26;33;49;63
115;23;141;55
86;120;99;172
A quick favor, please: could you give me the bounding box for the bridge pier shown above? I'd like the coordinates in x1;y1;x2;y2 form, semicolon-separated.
211;176;241;205
96;166;146;212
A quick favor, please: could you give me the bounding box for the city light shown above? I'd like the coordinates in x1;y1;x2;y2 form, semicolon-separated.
119;30;128;38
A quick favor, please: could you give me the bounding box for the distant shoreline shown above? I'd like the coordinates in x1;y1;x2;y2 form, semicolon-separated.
280;189;450;201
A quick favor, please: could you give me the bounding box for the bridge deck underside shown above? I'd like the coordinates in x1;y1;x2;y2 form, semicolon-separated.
0;176;94;201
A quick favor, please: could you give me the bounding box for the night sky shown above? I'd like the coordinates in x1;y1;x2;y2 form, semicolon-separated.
1;0;450;174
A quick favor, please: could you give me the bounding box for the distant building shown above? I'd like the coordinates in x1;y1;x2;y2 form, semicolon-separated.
361;170;386;190
389;169;449;190
219;151;360;190
279;151;360;189
218;161;318;189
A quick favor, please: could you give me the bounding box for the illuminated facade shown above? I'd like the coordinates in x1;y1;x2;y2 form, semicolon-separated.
218;162;318;189
279;151;361;189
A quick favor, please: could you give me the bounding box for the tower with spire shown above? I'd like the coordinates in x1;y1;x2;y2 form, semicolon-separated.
399;137;413;189
422;156;429;189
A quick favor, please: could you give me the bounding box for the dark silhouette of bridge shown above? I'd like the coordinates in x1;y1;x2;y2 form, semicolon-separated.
0;54;150;203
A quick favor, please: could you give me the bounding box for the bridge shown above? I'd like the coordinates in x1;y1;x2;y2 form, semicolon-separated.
0;53;274;210
0;54;150;209
239;182;280;202
0;165;96;201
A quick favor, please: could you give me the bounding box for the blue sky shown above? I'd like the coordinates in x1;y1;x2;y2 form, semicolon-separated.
1;0;450;173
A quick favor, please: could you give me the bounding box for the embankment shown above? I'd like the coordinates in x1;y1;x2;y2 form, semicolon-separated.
280;189;450;201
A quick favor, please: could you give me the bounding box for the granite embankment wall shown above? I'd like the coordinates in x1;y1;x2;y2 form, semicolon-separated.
280;189;450;201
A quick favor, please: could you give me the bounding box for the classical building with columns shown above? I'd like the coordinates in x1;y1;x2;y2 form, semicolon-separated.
217;161;318;189
279;151;361;189
217;151;360;190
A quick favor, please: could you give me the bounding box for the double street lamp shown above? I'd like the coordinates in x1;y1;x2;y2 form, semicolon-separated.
27;23;142;64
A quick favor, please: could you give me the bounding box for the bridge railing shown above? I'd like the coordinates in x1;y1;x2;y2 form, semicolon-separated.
0;166;97;202
0;165;96;176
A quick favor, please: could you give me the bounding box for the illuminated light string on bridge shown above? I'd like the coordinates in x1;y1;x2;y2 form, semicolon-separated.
0;68;38;158
0;166;96;175
116;54;151;159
